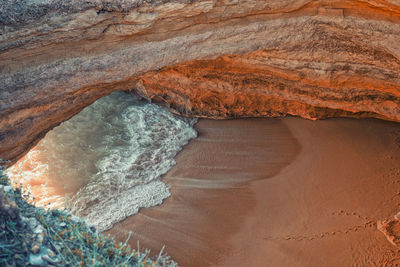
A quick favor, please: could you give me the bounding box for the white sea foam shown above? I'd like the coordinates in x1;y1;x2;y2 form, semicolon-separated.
7;92;197;231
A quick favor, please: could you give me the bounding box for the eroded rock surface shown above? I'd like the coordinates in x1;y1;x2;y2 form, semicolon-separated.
1;0;400;165
378;212;400;249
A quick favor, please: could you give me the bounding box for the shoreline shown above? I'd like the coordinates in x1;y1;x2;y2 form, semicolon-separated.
107;118;300;266
107;117;400;266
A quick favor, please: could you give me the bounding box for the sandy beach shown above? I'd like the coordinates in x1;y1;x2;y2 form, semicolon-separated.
107;117;400;266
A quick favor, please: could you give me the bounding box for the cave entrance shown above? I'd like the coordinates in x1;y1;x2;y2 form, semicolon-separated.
6;91;197;231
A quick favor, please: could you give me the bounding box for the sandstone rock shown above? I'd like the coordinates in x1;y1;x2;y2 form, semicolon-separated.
377;212;400;249
31;245;40;254
0;0;400;166
28;253;46;266
42;254;59;265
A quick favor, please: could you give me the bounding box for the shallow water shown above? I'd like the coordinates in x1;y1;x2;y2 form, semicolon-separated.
6;92;197;231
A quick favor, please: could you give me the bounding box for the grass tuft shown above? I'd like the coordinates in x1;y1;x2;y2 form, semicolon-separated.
0;166;177;266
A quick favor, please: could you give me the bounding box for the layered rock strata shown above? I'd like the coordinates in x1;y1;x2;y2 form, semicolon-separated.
1;0;400;166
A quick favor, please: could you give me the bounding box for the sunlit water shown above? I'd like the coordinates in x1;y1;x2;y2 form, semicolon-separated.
6;92;197;231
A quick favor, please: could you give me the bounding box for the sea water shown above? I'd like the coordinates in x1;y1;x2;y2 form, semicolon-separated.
6;92;197;231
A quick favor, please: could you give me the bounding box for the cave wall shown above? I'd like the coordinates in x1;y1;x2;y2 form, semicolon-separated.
0;0;400;165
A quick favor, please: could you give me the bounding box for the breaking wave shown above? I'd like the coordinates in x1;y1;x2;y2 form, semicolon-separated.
7;92;197;231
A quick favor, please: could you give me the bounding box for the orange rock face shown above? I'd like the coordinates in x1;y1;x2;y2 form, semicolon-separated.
0;0;400;166
134;49;400;120
378;212;400;249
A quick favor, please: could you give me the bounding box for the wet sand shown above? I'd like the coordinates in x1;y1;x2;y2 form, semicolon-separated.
107;117;400;266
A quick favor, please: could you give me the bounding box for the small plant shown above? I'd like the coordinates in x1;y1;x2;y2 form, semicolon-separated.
0;166;177;266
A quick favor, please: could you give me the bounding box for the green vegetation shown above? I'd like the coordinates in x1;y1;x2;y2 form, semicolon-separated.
0;167;177;266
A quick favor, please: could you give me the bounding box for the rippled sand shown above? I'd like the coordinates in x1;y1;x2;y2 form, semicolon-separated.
108;118;400;266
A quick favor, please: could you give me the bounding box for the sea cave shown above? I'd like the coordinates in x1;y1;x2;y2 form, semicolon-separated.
1;0;400;266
